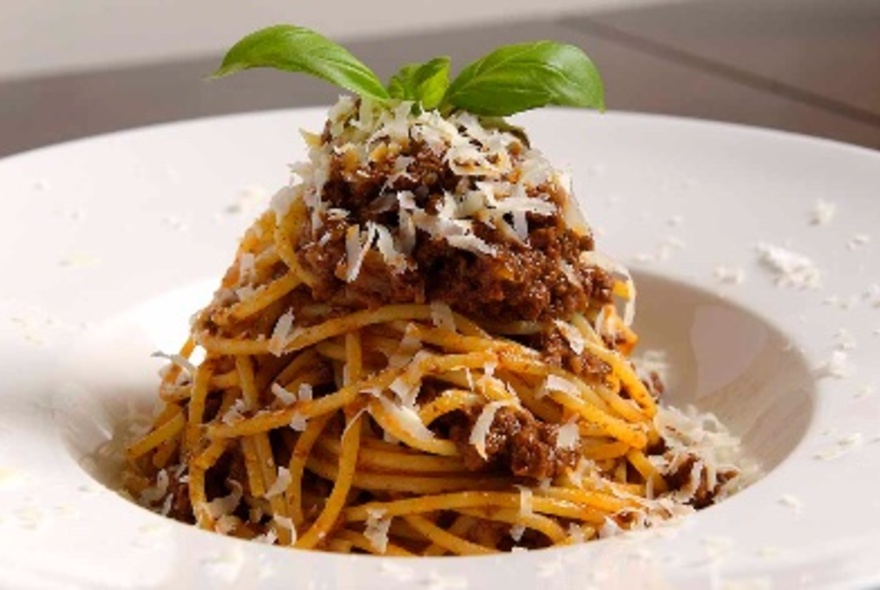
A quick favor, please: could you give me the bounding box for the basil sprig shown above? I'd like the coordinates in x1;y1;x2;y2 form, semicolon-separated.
213;25;604;116
387;57;451;111
213;25;389;101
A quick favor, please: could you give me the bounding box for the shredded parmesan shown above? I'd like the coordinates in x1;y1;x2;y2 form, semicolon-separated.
556;421;580;450
376;395;435;441
151;350;196;377
237;252;255;283
205;481;243;520
289;412;308;432
755;242;821;289
542;374;581;399
469;401;513;459
598;517;623;539
847;233;872;250
264;467;291;499
139;469;169;505
813;350;851;379
268;309;296;355
345;223;377;282
221;399;247;425
567;523;587;543
430;301;456;332
515;484;534;516
714;265;746;285
778;494;805;514
271;383;297;405
364;507;392;554
809;199;837;225
554;319;585;354
274;515;297;544
297;383;313;401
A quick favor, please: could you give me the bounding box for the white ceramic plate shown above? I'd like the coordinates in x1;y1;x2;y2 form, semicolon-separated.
1;108;878;590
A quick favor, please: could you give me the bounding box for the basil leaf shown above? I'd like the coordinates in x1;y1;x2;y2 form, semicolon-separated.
212;24;389;101
442;41;604;116
387;57;451;110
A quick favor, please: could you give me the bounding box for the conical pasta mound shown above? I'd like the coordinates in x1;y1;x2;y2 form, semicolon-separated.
124;99;751;554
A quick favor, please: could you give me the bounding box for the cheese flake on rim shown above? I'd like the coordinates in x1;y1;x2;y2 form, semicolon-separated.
756;242;821;289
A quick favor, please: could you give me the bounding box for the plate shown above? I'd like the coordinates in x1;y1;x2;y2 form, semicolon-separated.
1;107;878;589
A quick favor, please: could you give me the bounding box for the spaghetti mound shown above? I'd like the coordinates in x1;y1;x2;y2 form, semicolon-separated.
124;98;749;555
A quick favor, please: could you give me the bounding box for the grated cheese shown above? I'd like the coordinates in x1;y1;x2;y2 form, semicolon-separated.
598;517;622;539
298;383;313;401
268;309;296;355
554;319;585;355
469;401;514;459
632;348;670;387
139;469;169;505
430;301;456;332
274;515;297;544
515;484;534;516
755;242;821;289
813;350;851;379
264;467;292;499
221;399;247;425
567;523;587;543
714;265;746;285
151;350;196;377
344;223;378;282
237;252;255;283
289;412;308;432
364;507;392;554
847;233;872;250
778;493;804;514
205;481;244;520
833;328;857;351
252;529;278;545
373;222;406;271
270;383;297;406
542;374;581;399
376;395;435;441
809;199;837;225
556;420;580;450
269;186;299;219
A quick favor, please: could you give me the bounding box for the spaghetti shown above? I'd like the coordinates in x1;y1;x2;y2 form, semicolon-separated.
124;96;750;554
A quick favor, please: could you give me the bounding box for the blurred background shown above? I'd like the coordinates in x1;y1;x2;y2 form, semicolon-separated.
1;0;878;156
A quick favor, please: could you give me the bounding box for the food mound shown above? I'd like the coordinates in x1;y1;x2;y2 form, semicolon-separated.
123;96;750;555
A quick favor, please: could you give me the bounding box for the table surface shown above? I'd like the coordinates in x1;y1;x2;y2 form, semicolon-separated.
1;1;878;158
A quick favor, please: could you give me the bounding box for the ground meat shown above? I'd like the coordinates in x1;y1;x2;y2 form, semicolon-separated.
293;133;615;325
298;214;613;323
449;406;578;480
413;224;613;322
525;328;612;378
